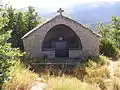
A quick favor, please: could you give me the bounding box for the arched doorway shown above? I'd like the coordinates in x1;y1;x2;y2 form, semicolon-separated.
42;24;82;58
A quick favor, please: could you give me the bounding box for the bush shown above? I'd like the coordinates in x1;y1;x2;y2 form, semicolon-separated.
85;65;110;90
2;60;39;90
73;64;87;81
97;55;110;66
100;38;117;57
73;56;110;90
0;31;23;88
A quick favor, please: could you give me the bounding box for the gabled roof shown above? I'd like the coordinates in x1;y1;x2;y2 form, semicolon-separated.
22;14;101;39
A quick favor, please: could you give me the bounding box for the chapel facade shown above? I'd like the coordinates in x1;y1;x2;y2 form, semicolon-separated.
22;8;100;60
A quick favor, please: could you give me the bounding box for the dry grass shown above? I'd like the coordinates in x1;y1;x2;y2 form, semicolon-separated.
2;60;39;90
2;51;120;90
45;76;100;90
73;55;112;90
107;51;120;90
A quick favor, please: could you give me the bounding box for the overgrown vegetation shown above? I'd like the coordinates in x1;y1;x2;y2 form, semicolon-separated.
0;2;23;89
45;76;100;90
2;60;39;90
0;0;120;90
4;5;41;50
100;38;117;57
73;56;110;90
97;16;120;57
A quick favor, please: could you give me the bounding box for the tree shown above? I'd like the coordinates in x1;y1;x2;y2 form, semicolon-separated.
10;11;26;50
110;16;120;48
4;6;41;50
0;2;22;88
97;16;120;57
0;4;41;88
25;6;41;33
97;22;111;39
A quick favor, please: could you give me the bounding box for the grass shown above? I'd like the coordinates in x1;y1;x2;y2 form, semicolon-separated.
2;50;120;90
2;60;39;90
73;55;111;90
45;76;100;90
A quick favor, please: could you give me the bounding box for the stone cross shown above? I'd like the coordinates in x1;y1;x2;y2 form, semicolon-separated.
57;8;64;15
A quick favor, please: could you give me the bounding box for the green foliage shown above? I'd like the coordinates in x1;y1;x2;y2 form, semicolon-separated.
97;22;111;39
0;30;23;88
0;2;41;88
25;6;41;31
97;16;120;57
4;5;41;50
0;2;23;88
100;38;117;57
111;16;120;48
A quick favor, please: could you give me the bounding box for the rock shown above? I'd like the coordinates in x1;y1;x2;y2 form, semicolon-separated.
30;78;47;90
30;82;47;90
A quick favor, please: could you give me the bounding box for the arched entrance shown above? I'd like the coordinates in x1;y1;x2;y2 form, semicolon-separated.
42;24;82;58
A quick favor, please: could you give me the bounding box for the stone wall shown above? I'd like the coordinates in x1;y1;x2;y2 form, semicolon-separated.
22;14;100;59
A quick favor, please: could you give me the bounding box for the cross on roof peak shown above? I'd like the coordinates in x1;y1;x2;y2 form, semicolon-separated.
57;8;64;15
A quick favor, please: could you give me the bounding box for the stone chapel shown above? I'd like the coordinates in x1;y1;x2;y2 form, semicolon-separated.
22;8;100;60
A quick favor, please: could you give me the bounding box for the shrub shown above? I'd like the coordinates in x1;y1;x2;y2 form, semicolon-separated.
115;49;120;60
0;31;23;88
73;56;110;90
85;65;110;90
73;64;87;81
2;60;39;90
100;38;117;57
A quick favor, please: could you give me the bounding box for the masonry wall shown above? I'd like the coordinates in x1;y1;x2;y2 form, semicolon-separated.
23;15;100;59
